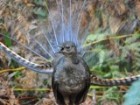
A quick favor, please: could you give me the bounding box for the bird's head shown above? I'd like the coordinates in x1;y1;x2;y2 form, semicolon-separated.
59;41;77;57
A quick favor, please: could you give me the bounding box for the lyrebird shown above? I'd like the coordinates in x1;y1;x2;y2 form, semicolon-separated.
0;0;140;105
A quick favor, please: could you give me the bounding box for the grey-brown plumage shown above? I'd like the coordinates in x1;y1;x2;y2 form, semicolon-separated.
52;41;90;105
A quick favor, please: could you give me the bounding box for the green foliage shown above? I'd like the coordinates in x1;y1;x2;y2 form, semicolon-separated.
33;0;48;19
85;33;140;104
97;86;123;104
102;87;121;100
121;34;140;70
85;33;140;73
123;80;140;105
13;71;23;79
4;32;12;47
34;0;45;5
33;7;48;18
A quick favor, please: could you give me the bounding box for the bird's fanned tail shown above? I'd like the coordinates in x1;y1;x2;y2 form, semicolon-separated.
91;75;140;86
0;41;53;74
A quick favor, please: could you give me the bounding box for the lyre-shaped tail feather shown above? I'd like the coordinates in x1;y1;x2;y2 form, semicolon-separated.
91;75;140;86
0;42;53;74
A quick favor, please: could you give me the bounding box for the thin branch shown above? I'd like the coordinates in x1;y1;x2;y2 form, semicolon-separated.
12;88;51;91
0;67;25;74
84;34;135;48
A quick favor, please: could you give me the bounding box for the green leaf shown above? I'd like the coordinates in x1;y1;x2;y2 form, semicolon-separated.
34;0;44;5
33;7;47;18
4;32;12;47
13;71;22;79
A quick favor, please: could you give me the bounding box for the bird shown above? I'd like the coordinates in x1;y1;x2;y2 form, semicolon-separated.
0;0;140;105
52;41;90;105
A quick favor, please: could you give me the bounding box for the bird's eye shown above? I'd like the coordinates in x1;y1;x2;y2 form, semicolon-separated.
61;47;64;51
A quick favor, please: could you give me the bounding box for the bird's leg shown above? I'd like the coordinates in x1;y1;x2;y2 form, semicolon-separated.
70;95;77;105
64;96;69;105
